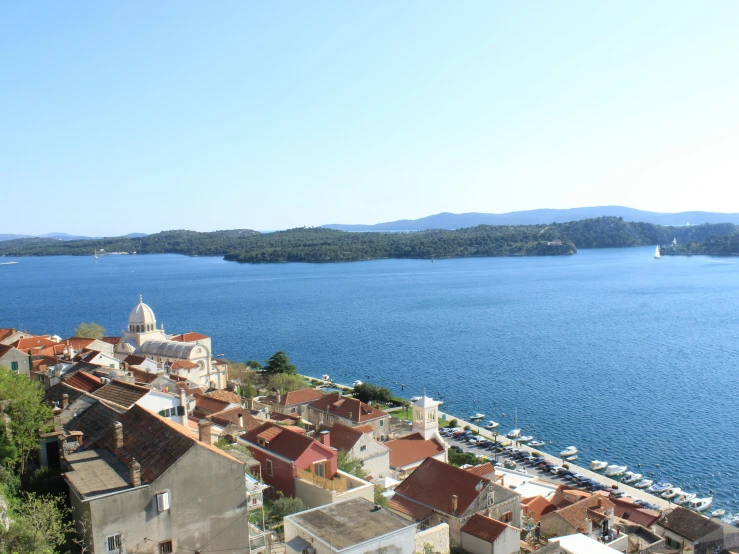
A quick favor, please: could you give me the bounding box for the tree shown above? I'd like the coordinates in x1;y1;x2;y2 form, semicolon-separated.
337;450;367;479
353;383;393;404
263;351;296;375
246;359;263;371
269;373;308;394
373;485;388;508
0;367;53;473
14;492;72;552
73;322;105;339
271;496;306;519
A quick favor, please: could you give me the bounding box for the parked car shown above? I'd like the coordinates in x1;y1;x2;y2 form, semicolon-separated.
450;445;463;453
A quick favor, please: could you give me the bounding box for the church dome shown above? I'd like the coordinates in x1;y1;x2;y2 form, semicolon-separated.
128;295;156;333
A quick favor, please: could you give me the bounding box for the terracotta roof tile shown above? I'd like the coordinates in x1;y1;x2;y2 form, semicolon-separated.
522;495;556;521
329;423;365;452
385;433;444;469
393;458;489;516
64;337;95;351
550;485;589;509
101;337;122;345
128;367;158;384
206;389;241;404
170;360;199;370
207;406;261;431
170;332;210;342
194;392;232;414
308;393;387;423
388;495;433;520
92;380;150;408
466;462;495;478
66;401;119;447
354;423;375;434
625;508;661;528
0;329;16;342
12;336;57;350
64;371;104;393
243;422;333;462
462;514;513;543
548;495;615;534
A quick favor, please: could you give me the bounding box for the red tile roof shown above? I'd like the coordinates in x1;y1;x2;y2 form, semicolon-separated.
657;507;720;542
170;332;210;342
123;354;150;367
273;388;325;406
243;422;334;462
128;367;158;384
92;380;150;408
207;406;261;431
626;508;661;528
64;371;104;393
194;392;231;415
206;389;241;404
462;514;512;543
388;495;433;520
522;495;556;522
170;360;199;370
308;393;387;423
0;328;16;342
64;337;95;351
101;337;122;345
547;495;615;534
329;423;365;452
465;462;495;478
354;423;375;434
393;458;490;516
13;336;57;350
385;433;444;469
550;485;590;509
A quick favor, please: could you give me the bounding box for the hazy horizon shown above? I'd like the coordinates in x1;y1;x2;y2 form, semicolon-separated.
4;2;739;235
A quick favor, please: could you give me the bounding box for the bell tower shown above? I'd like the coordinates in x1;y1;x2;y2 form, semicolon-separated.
412;395;442;440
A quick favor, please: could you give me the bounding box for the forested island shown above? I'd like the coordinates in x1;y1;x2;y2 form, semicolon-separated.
660;232;739;256
1;217;737;263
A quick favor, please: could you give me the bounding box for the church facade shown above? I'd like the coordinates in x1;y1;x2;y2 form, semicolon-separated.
115;297;227;389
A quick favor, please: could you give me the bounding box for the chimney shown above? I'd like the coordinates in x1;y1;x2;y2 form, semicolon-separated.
320;430;330;447
451;494;458;514
113;421;124;450
53;406;63;432
198;419;212;444
61;393;69;410
238;413;244;428
129;458;141;486
179;388;189;428
586;517;593;537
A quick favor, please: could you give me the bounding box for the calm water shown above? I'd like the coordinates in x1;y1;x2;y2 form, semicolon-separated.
1;249;738;511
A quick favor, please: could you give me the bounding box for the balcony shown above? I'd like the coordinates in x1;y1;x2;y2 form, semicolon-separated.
294;469;374;509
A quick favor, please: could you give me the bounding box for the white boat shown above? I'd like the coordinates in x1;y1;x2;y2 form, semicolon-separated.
353;380;363;387
470;413;485;421
507;429;521;439
322;374;330;381
485;421;499;429
688;497;713;512
654;245;661;259
518;435;533;442
605;465;628;477
712;509;726;518
730;515;739;526
566;455;578;461
622;472;642;484
0;261;19;265
590;461;608;472
662;487;682;500
529;440;545;447
635;479;653;489
410;396;421;402
560;446;578;457
648;481;672;494
675;493;697;505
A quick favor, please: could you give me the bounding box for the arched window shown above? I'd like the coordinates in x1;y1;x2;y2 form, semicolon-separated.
136;325;140;332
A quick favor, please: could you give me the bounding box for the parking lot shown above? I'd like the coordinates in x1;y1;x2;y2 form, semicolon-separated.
441;427;663;511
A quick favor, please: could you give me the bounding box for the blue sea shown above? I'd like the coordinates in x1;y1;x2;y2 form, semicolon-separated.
1;248;738;512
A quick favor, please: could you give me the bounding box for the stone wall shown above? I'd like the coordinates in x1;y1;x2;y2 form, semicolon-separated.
414;523;450;554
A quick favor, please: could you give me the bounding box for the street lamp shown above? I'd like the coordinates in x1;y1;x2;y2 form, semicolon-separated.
493;431;499;463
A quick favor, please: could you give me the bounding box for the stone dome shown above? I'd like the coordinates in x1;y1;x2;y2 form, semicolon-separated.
128;295;156;333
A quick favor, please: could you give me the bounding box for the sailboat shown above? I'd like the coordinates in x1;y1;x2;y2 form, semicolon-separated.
654;245;661;260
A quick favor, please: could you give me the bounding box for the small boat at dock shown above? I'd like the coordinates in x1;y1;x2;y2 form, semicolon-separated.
635;479;653;489
507;429;521;439
712;509;726;518
605;465;628;477
590;461;608;472
566;455;578;461
410;396;421;402
560;446;578;458
688;497;713;512
662;487;682;500
529;440;545;447
518;435;533;442
648;481;672;494
622;472;642;484
470;413;485;421
675;492;696;505
485;421;499;429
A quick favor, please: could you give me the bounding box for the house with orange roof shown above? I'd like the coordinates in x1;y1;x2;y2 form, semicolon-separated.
521;495;556;522
385;432;447;476
0;343;31;377
0;328;27;346
540;494;616;538
264;387;326;417
306;393;389;440
329;422;390;479
389;457;521;545
460;513;521;554
63;404;256;553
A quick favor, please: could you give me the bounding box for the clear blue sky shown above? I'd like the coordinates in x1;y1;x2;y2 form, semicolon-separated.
3;2;739;235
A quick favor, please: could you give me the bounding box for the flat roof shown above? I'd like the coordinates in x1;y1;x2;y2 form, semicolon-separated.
557;533;622;554
286;497;414;550
64;448;131;499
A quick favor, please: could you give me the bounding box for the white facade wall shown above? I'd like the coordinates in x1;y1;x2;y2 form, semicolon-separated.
415;523;450;554
136;391;185;425
461;526;520;554
284;518;417;554
351;433;390;479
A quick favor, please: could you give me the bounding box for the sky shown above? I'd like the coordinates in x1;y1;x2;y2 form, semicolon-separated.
2;1;739;235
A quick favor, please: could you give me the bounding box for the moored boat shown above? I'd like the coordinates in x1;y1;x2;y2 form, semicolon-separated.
635;479;653;489
507;429;521;439
560;446;578;458
605;465;628;477
518;435;533;442
590;461;608;472
688;497;713;512
566;455;578;461
674;493;696;505
485;421;499;429
410;396;422;402
529;440;545;447
622;472;642;484
712;509;726;518
470;413;485;421
648;481;672;494
662;487;682;500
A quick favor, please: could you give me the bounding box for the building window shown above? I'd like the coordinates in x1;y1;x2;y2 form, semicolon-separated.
159;540;173;554
360;445;366;452
10;361;18;372
156;492;170;512
487;492;495;507
501;511;512;523
105;533;122;553
314;462;325;478
380;420;384;427
266;459;273;476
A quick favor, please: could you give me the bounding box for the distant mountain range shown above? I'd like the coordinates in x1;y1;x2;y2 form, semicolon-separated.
322;206;739;231
0;232;147;242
